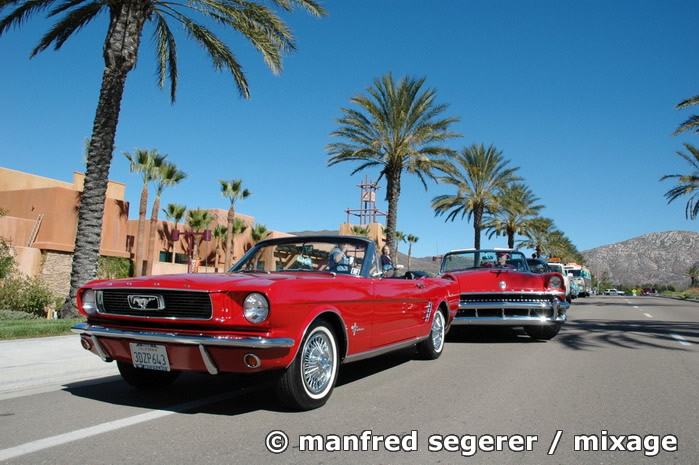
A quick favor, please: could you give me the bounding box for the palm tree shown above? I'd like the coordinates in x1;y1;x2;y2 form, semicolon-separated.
228;217;249;265
406;234;419;271
186;209;215;260
251;224;270;244
124;149;167;277
350;225;370;238
219;179;251;270
0;0;327;317
394;230;406;267
516;217;556;258
484;183;543;248
327;73;461;256
162;203;186;263
432;144;521;249
144;162;187;275
687;264;699;288
673;95;699;136
545;230;584;263
212;224;228;272
660;143;699;220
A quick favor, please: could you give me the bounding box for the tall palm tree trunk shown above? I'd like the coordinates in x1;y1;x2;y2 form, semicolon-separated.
135;184;148;276
224;207;235;269
385;169;401;258
61;1;149;317
145;195;161;276
473;208;483;249
171;226;178;263
507;227;515;249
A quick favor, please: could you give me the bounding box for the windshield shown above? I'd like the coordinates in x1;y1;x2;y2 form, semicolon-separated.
231;238;369;276
566;269;582;277
548;264;563;274
441;250;529;273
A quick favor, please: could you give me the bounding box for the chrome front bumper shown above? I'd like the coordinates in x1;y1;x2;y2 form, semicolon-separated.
71;323;294;349
452;298;569;326
71;323;296;375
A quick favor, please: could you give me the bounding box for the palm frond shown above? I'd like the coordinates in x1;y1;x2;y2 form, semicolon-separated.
673;115;699;136
174;14;249;98
0;0;60;37
153;12;178;102
675;95;699;110
31;0;103;55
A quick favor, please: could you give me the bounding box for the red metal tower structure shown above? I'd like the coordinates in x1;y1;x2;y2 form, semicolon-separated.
345;175;386;225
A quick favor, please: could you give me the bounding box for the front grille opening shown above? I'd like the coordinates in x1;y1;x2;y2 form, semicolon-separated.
457;309;477;318
99;289;213;319
508;309;529;317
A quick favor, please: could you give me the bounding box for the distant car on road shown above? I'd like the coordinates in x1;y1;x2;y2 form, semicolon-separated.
526;258;550;274
604;288;624;295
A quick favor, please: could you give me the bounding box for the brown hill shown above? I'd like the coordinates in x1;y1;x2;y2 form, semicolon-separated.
581;230;699;288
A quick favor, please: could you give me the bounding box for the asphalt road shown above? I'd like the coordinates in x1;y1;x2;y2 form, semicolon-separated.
0;296;697;464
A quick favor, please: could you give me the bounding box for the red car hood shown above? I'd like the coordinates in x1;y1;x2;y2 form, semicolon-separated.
86;272;334;293
447;268;552;293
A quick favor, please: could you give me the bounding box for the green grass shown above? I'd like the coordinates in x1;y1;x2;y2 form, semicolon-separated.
661;287;699;301
0;318;85;340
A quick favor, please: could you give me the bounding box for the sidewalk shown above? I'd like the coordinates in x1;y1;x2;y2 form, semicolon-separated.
0;334;119;398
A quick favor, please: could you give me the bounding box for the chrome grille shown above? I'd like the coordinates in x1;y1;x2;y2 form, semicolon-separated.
461;293;552;305
98;289;212;319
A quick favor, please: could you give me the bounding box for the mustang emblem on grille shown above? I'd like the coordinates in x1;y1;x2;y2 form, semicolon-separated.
127;295;164;310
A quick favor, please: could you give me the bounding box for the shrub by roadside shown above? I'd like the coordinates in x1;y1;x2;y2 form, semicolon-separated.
0;275;55;316
662;287;699;301
0;310;41;320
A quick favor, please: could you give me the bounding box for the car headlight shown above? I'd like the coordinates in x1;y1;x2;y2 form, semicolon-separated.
81;289;97;316
549;276;563;289
243;292;269;324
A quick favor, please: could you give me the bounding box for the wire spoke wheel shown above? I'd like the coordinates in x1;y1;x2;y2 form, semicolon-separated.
302;332;334;394
430;310;445;352
275;320;339;410
417;308;446;360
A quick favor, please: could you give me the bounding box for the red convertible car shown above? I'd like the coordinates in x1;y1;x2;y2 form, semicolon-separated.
72;236;458;410
440;249;569;340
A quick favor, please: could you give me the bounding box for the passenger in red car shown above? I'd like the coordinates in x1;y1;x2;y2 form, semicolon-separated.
380;245;394;274
328;243;351;273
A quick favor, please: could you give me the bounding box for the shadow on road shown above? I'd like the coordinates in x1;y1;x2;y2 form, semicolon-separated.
63;346;419;415
445;318;698;351
446;326;542;344
557;319;698;351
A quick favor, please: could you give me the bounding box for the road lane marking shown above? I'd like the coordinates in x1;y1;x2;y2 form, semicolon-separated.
644;313;653;318
633;306;639;309
0;391;237;461
671;334;692;346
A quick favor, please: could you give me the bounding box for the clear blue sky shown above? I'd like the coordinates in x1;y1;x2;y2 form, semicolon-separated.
1;0;697;258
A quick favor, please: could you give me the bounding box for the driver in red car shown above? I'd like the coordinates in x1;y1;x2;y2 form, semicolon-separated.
496;252;512;268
